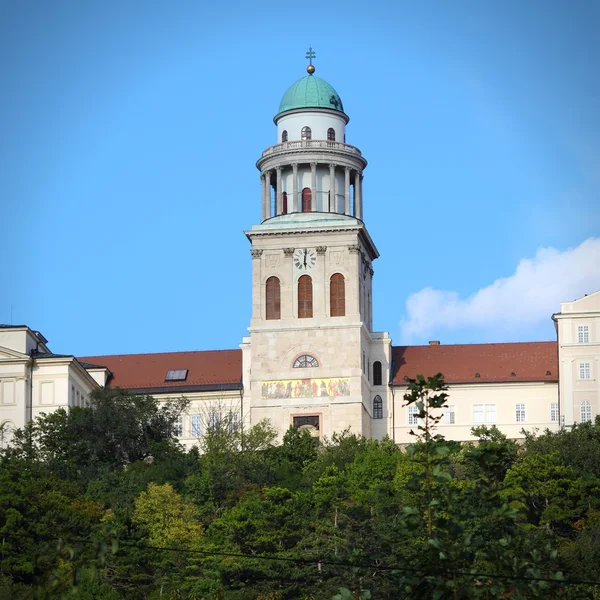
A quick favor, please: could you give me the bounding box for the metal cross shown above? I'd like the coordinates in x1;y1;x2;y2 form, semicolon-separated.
305;47;316;66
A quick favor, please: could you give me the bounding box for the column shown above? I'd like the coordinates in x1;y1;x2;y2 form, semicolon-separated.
276;167;283;215
354;171;362;220
265;170;272;218
310;162;317;212
329;163;336;212
292;163;298;213
344;167;351;215
261;173;267;221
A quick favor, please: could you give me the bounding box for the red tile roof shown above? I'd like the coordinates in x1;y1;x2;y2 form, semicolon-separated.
77;349;242;392
391;342;557;385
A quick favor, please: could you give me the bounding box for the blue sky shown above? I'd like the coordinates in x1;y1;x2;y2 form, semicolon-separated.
1;0;599;356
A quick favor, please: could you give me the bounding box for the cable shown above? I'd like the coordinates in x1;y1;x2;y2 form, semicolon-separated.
2;530;598;587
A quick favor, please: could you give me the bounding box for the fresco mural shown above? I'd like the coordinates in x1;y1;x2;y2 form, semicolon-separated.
261;378;351;399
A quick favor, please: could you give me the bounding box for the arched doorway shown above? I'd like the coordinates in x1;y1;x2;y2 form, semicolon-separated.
301;187;312;212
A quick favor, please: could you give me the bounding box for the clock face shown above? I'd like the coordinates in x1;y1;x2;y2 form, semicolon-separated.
293;248;317;271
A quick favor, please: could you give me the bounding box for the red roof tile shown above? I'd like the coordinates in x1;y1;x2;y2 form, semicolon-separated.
77;349;242;391
391;342;557;385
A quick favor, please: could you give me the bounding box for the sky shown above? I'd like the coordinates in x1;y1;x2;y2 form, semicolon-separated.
1;0;599;356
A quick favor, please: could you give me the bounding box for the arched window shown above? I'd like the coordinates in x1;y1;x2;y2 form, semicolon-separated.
282;192;288;214
266;276;281;320
327;127;336;141
373;361;382;386
330;273;345;317
298;275;313;318
581;400;592;423
301;187;312;212
282;130;288;142
301;126;312;141
293;354;319;368
373;396;383;419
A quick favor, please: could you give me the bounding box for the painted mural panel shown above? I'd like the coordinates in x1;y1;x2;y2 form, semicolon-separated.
262;378;350;399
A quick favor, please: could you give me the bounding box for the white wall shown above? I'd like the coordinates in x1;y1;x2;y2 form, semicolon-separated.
276;111;347;143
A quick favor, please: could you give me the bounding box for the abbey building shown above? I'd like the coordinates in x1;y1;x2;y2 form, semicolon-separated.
1;62;599;447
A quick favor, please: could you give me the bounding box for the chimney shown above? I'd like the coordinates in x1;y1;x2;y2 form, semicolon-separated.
429;341;440;346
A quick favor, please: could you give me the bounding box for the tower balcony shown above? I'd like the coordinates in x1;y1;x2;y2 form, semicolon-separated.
261;139;363;159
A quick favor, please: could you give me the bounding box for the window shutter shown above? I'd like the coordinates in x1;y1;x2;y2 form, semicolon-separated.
266;277;280;320
298;275;313;318
330;273;345;317
302;188;312;212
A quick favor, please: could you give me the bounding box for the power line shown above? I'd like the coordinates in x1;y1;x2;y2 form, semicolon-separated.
2;531;598;587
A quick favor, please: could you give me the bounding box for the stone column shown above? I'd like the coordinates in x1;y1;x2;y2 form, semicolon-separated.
316;246;327;317
261;173;267;221
310;162;317;212
292;163;298;213
283;248;295;318
344;167;351;215
329;164;336;212
250;249;263;320
265;170;272;218
354;171;362;220
276;167;283;215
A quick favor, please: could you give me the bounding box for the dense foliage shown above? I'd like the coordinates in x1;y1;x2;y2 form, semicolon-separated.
1;381;600;599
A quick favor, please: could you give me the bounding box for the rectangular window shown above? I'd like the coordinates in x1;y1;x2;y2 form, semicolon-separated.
71;384;75;404
408;405;419;426
578;325;590;344
444;405;456;424
191;415;201;437
173;415;183;437
579;362;591;380
166;369;188;382
228;412;239;433
550;403;559;422
515;403;526;423
474;404;496;424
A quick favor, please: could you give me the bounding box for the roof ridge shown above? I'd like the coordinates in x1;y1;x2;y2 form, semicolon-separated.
78;348;240;360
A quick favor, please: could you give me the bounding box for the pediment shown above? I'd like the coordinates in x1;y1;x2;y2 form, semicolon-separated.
562;289;600;314
0;345;29;361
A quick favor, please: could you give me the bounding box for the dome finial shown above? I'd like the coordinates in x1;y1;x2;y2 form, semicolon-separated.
305;47;316;74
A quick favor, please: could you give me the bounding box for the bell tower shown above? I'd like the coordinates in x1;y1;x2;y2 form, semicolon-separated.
240;50;391;441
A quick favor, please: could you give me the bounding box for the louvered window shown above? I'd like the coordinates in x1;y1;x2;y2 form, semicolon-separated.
298;275;313;318
266;276;281;320
330;273;345;317
301;187;312;212
373;361;382;386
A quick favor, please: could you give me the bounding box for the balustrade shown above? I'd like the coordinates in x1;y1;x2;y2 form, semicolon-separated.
262;139;362;158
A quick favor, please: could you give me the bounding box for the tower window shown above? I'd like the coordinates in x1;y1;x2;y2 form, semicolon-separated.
373;395;383;419
298;275;313;318
266;276;281;320
301;187;312;212
327;127;336;141
293;354;319;368
373;361;382;386
282;130;288;142
282;192;288;214
301;126;312;141
330;273;345;317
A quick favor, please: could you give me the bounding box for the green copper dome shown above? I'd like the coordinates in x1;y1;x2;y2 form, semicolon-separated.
278;75;344;115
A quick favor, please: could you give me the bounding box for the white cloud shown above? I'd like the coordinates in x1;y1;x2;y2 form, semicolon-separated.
399;238;600;343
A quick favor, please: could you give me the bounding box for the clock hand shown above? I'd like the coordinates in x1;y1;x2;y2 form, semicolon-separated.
303;249;307;267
